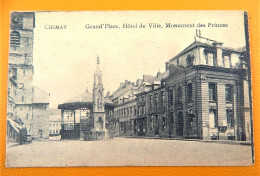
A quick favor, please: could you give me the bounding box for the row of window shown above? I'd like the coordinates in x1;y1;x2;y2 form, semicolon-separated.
136;82;232;113
49;129;60;134
119;116;167;132
204;52;232;68
209;109;234;128
119;108;234;133
50;123;61;127
168;83;233;105
115;105;137;118
148;91;165;109
209;83;233;102
175;52;232;68
119;120;134;131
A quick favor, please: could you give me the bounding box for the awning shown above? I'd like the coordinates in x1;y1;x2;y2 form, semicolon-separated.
7;117;22;133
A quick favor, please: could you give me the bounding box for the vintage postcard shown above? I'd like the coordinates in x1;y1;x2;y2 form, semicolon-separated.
6;11;254;167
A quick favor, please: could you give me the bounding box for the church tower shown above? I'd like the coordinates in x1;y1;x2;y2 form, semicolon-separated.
8;12;35;134
92;57;106;137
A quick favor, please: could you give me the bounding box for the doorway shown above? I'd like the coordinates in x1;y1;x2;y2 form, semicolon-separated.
176;112;184;137
39;130;43;138
155;115;159;135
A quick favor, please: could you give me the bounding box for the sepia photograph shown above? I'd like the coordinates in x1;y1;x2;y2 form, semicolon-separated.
6;11;254;167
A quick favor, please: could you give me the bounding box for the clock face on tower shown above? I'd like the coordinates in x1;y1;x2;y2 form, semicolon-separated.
11;13;23;29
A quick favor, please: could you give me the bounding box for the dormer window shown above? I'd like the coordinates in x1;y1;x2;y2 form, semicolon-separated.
208;53;215;66
204;50;216;66
186;54;194;67
224;55;231;68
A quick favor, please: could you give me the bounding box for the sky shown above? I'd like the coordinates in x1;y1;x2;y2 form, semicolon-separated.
32;11;246;108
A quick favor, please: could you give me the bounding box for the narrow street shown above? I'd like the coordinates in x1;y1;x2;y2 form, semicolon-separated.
6;137;253;167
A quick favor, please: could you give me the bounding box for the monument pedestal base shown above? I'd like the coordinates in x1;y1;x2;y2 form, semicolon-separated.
91;130;105;140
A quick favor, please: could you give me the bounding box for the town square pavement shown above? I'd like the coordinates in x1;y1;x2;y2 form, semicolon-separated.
6;137;253;167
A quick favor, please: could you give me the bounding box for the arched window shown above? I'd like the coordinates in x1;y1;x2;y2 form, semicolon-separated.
186;54;195;67
10;31;20;48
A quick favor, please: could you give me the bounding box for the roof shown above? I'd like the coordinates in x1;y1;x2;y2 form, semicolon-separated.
33;86;50;104
143;75;155;84
169;41;196;62
112;81;134;100
58;90;113;110
7;117;22;133
233;46;246;52
154;70;169;82
64;91;92;104
170;36;245;62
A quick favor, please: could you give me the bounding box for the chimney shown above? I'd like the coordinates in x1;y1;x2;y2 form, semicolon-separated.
214;42;224;67
199;30;201;37
165;62;169;70
136;79;142;86
106;91;111;97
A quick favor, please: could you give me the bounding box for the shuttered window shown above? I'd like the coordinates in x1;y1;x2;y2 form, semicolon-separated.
10;31;20;48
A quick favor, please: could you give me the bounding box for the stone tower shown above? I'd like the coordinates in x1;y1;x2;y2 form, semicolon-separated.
8;12;35;135
92;57;106;139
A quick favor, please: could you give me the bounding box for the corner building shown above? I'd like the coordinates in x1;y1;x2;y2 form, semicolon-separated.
164;34;251;141
112;33;251;141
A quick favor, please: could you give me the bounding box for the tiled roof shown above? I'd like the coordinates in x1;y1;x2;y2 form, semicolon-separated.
154;70;169;82
143;75;155;84
63;90;113;105
112;82;133;99
64;91;92;104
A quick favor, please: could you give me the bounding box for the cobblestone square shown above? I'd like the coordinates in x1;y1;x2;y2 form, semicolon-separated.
6;137;253;167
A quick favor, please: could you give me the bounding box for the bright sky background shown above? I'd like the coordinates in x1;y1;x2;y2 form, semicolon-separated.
32;11;246;108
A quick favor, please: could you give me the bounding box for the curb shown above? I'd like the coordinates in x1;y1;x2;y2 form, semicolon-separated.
117;136;252;146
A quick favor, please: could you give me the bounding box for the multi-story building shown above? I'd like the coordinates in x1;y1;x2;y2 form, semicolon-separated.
139;71;169;137
49;108;61;136
163;33;251;141
111;32;251;141
7;12;50;143
112;80;137;136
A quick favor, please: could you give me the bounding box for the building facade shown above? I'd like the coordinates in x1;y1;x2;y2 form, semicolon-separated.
110;33;251;141
49;108;61;136
163;34;251;141
7;12;50;143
